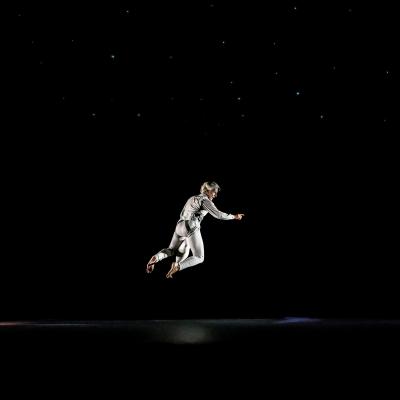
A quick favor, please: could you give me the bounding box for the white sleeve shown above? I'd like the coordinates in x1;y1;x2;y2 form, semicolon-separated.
202;198;235;220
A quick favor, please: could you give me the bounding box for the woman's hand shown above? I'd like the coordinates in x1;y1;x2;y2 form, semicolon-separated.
234;214;245;220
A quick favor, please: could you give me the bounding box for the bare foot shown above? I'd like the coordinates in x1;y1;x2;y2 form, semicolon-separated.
166;262;180;279
146;256;157;273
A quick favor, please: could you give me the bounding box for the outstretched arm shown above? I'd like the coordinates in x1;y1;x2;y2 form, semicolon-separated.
202;198;244;221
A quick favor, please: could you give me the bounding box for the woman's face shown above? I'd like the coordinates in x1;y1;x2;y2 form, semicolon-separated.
206;189;218;200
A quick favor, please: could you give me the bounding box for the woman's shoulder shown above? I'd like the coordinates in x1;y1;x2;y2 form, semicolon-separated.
188;194;208;206
198;194;208;201
190;193;207;200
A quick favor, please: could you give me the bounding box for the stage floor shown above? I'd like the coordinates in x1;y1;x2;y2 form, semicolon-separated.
2;318;400;344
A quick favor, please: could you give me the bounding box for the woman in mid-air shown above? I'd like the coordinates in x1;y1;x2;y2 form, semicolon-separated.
146;181;245;279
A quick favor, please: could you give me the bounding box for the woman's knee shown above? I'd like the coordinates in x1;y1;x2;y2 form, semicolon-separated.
196;254;205;264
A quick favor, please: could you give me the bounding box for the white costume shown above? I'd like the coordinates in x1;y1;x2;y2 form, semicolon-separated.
153;193;235;270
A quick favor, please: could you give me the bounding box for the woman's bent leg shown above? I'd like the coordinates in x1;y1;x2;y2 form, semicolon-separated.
177;230;204;271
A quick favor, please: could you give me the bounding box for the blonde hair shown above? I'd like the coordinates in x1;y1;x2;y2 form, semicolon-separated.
200;181;221;194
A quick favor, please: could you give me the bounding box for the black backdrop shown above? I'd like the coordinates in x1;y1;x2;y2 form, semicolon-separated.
2;2;396;320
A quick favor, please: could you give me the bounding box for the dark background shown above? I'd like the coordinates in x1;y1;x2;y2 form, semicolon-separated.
2;1;397;320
